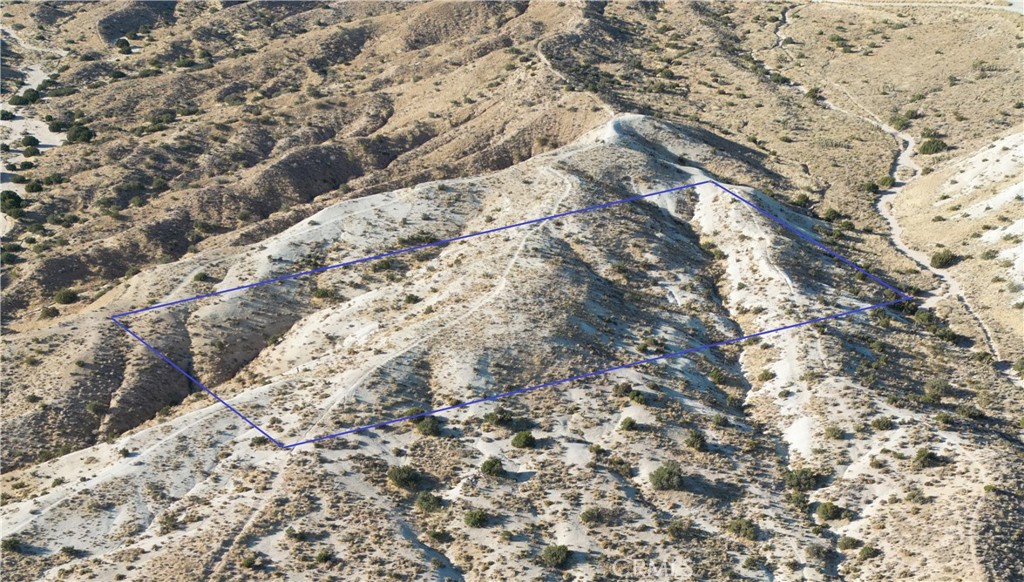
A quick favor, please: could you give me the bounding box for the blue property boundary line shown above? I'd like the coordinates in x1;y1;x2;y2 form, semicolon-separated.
111;180;913;448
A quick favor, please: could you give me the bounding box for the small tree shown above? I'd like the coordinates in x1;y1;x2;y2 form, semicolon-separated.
115;38;132;54
21;135;39;147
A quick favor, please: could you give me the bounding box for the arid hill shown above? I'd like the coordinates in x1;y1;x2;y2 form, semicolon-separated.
1;2;1022;581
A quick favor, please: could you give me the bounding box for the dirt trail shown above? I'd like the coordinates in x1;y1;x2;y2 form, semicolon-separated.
0;26;69;237
770;5;1002;360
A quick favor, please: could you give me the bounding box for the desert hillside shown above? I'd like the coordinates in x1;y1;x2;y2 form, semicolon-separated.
2;2;1022;581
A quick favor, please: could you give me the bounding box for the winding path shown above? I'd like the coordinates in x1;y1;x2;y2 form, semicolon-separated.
768;4;1003;359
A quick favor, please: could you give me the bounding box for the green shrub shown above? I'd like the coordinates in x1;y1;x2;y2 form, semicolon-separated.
708;368;728;384
193;272;211;282
784;468;820;491
877;176;896;189
415;415;442;436
858;545;881;560
386;465;420;490
824;425;844;440
956;404;984;420
815;501;843;521
837;535;862;550
821;208;842;222
0;110;12;120
239;555;258;569
22;145;40;157
1;536;22;552
889;114;910;130
464;509;487;527
539;544;569;568
481;456;504;477
511;430;536;448
924;378;950;399
85;401;106;415
415;491;442;512
918;138;948;155
54;288;79;304
580;506;614;526
482;406;514;426
66;124;95;143
612;382;633;397
666;518;693;540
726;518;758;540
930;249;958;268
314;548;334;563
684;429;707;451
1;190;24;215
21;135;39;147
650;460;685;491
912;448;941;469
806;544;831;562
871;416;894;431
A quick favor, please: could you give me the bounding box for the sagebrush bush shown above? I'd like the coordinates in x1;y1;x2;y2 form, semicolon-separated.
511;430;536;448
481;456;504;477
918;138;948;155
649;460;685;491
464;509;487;527
415;492;442;512
54;288;79;304
540;544;569;568
726;518;757;540
386;465;420;490
815;501;844;521
930;249;958;268
784;468;820;491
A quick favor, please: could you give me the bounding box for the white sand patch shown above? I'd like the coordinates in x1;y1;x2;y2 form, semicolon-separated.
784;416;815;460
